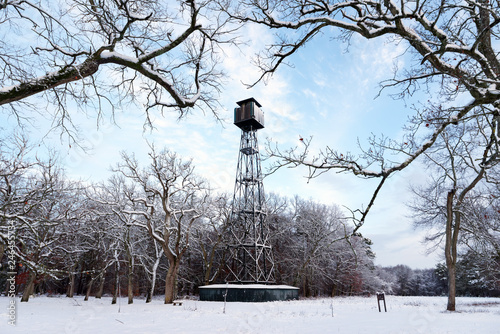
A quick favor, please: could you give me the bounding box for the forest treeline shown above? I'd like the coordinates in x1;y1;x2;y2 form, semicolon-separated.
1;136;499;303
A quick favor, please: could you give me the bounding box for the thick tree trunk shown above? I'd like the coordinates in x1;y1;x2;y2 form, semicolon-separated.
127;271;133;304
445;189;457;311
303;274;310;297
21;272;35;302
447;263;457;311
84;277;94;301
145;277;154;303
164;262;179;304
112;284;118;304
95;273;105;299
203;262;212;286
445;171;484;311
112;264;119;305
66;273;75;298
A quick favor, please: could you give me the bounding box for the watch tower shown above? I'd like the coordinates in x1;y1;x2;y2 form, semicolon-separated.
226;98;275;283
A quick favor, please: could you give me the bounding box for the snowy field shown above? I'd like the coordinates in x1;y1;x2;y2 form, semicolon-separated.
1;295;500;333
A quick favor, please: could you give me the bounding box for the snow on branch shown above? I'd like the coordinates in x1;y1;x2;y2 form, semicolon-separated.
0;0;231;135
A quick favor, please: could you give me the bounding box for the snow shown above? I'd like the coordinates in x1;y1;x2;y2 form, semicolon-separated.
99;51;139;64
2;295;500;333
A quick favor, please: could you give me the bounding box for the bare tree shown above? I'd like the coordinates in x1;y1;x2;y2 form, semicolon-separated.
409;118;498;310
0;0;234;136
0;138;80;302
113;145;209;304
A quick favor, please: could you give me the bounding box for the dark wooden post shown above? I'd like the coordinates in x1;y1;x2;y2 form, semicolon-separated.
377;293;387;312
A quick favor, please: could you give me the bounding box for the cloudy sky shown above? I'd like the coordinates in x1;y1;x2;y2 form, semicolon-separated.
4;23;441;269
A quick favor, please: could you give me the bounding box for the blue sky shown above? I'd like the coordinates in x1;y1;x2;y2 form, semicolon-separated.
2;23;440;269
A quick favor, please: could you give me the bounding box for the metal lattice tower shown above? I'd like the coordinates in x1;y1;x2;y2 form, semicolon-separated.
226;98;275;284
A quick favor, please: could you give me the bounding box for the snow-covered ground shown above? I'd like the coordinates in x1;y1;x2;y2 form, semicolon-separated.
1;295;499;333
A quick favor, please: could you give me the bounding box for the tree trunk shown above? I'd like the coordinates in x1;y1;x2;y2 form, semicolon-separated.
445;189;457;311
145;277;154;303
146;257;160;303
66;273;75;298
203;238;223;285
331;283;338;297
444;171;484;311
127;271;133;304
112;264;119;305
164;262;179;304
95;273;105;299
303;274;310;297
84;277;94;301
0;245;4;266
112;284;118;304
447;263;457;311
21;272;35;302
203;262;212;286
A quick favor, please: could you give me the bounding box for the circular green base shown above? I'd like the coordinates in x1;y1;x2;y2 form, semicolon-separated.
199;284;299;302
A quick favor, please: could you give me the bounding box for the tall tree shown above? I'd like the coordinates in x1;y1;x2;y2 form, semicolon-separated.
113;145;209;304
409;120;498;310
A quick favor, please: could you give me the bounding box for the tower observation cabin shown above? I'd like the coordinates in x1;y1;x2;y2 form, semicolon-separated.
234;98;264;131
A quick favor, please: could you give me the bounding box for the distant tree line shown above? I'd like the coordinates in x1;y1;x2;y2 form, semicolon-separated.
377;259;500;298
1;135;499;303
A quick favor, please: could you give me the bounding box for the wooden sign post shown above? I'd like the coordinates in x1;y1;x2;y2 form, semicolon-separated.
377;293;387;312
